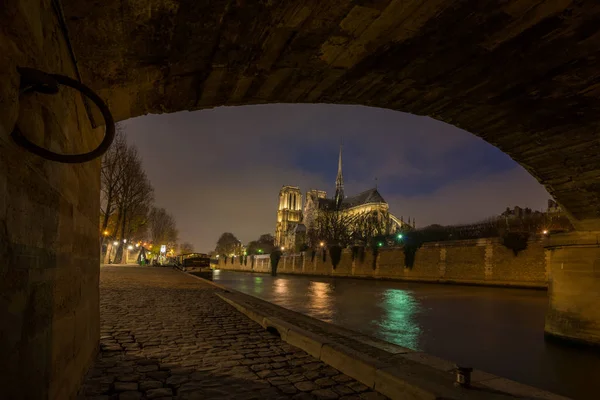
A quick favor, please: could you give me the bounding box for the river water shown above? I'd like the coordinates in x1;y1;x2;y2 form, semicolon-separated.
211;270;600;399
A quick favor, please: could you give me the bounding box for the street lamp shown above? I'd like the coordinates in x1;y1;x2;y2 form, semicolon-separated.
319;242;324;247
103;230;109;236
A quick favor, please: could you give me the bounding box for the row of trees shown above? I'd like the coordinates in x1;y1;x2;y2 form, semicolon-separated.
100;126;191;262
214;232;276;256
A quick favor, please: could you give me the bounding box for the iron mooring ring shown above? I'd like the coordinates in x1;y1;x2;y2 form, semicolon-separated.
10;67;115;164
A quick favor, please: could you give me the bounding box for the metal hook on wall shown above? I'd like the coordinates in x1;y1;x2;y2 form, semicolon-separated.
10;67;115;164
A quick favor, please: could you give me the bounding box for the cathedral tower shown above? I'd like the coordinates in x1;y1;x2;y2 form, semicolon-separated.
334;145;344;209
275;186;302;247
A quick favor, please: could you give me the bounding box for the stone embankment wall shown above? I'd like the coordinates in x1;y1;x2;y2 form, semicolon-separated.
1;3;102;399
218;238;548;288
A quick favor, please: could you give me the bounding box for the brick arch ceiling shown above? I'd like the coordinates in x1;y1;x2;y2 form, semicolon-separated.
63;0;600;229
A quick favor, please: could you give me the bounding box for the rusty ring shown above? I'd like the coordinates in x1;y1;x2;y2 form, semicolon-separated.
11;68;115;164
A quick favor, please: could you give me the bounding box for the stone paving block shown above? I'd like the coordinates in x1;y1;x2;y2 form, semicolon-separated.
295;381;319;392
118;391;142;400
146;387;173;399
114;382;138;392
139;380;163;391
312;388;339;399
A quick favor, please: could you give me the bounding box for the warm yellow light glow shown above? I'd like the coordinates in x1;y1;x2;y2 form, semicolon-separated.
543;230;548;235
103;230;109;236
320;242;324;247
281;246;285;251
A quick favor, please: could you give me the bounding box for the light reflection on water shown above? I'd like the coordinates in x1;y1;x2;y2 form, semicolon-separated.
376;289;421;351
212;270;600;399
308;281;334;322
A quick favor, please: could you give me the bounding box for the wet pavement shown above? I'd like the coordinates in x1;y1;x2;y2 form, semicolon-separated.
212;270;600;399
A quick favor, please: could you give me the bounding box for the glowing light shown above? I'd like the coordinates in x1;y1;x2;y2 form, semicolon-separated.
397;233;403;239
543;230;548;235
281;246;285;251
216;255;219;258
135;243;140;248
378;289;421;350
378;242;383;247
243;251;247;256
113;241;119;246
123;239;127;243
320;242;324;247
103;230;109;236
258;249;263;253
127;245;133;250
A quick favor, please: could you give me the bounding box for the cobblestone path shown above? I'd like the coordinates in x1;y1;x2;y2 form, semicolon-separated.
79;266;387;400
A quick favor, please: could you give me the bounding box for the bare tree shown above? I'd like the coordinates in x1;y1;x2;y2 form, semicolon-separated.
310;208;352;248
149;207;179;250
178;242;194;254
100;126;127;243
307;208;398;250
113;145;154;262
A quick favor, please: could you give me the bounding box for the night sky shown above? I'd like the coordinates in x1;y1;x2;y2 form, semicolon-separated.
122;104;550;253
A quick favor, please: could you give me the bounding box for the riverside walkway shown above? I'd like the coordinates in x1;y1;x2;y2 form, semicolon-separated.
79;265;386;400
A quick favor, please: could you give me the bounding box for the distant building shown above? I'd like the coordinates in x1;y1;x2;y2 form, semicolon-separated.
275;145;411;250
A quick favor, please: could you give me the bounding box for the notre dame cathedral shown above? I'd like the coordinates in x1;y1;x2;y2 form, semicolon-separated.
275;146;413;250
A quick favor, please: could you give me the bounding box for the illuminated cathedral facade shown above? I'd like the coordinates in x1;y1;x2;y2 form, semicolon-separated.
275;146;414;250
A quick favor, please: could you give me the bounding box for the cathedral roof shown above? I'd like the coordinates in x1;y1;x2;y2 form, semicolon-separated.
317;188;387;210
344;188;386;207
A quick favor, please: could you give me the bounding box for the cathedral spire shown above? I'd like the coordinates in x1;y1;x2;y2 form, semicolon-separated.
335;143;344;209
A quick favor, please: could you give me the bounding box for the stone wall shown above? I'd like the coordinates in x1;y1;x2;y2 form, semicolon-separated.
217;238;548;288
544;232;600;345
1;2;102;399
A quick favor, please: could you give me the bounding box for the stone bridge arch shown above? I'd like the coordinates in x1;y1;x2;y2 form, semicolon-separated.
64;0;600;230
2;1;600;398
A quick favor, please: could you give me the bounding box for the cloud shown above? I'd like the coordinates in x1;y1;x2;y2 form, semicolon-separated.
121;104;550;252
386;166;550;227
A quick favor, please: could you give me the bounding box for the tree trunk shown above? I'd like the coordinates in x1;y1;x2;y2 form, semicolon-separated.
100;190;113;259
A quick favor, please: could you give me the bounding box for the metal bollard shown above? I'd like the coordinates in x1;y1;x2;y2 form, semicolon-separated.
455;365;473;388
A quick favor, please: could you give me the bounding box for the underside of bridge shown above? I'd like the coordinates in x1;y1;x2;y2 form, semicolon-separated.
1;0;600;398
